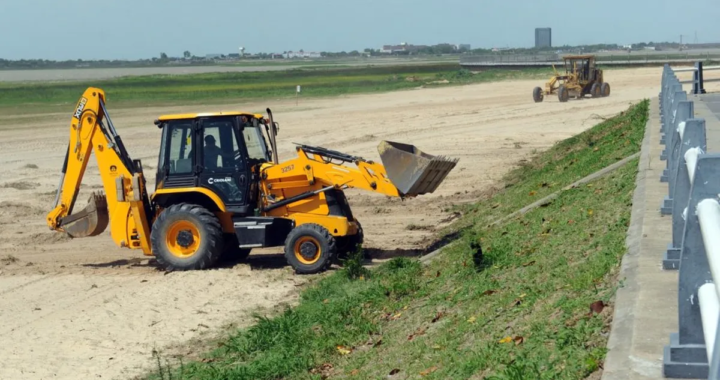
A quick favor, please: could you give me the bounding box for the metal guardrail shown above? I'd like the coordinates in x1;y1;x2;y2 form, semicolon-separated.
673;61;720;94
660;64;720;379
459;53;720;64
459;54;720;70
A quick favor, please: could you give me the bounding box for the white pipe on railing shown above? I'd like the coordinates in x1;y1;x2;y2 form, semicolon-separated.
698;199;720;298
685;147;703;184
699;283;720;363
678;121;687;140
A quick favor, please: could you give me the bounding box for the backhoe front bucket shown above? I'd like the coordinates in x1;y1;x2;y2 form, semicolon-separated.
377;140;458;196
59;192;109;238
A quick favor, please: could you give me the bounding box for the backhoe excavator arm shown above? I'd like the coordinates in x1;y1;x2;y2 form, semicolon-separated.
259;141;457;211
261;147;402;197
46;87;152;254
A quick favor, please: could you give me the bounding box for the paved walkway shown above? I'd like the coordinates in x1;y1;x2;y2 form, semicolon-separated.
602;94;720;380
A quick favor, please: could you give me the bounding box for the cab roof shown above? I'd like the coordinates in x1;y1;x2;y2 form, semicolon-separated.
156;111;265;122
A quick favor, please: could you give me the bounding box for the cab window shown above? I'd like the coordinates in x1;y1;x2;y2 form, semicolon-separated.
201;118;241;171
242;119;269;161
165;121;193;174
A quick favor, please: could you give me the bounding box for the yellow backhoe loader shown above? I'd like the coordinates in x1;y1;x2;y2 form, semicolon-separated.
46;87;458;274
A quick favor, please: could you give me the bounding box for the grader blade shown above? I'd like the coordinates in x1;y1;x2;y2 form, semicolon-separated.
59;192;109;238
377;140;458;196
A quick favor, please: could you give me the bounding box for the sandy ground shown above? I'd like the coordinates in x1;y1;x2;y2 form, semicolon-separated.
0;66;703;380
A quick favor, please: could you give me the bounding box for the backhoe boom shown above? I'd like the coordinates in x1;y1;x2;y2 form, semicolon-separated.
46;87;152;254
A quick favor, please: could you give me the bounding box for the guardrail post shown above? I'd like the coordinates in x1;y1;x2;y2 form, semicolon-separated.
661;66;671;108
663;88;687;146
663;154;720;378
662;100;694;174
663;83;683;136
663;119;707;268
693;61;707;95
709;316;720;380
661;102;697;215
662;91;689;153
661;64;670;101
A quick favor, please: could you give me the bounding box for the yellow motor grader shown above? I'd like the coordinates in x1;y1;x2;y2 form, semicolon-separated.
45;87;458;274
532;55;611;103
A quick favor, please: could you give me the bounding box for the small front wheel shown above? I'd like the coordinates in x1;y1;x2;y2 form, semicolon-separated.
336;221;365;261
533;86;544;103
284;224;337;274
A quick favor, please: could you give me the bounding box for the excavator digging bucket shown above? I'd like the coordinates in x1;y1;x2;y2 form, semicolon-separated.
59;192;109;238
377;140;458;196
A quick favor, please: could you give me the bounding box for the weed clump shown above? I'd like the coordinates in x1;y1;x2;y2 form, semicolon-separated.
340;245;370;280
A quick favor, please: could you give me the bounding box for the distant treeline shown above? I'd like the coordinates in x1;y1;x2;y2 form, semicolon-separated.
2;41;716;70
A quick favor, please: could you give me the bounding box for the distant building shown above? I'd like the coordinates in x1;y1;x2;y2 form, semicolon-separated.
285;51;321;58
380;43;428;54
206;54;223;59
535;28;552;48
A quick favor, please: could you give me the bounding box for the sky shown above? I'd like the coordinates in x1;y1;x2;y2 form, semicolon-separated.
1;0;718;61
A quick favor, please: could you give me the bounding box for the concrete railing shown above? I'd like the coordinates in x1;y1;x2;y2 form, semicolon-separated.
660;63;720;379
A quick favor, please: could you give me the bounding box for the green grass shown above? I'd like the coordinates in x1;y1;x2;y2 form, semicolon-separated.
0;64;549;112
144;99;648;380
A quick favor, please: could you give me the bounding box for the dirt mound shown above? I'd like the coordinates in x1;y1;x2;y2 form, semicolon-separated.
2;181;40;190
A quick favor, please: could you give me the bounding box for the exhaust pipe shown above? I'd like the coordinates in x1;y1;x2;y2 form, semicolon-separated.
58;192;109;238
377;140;458;196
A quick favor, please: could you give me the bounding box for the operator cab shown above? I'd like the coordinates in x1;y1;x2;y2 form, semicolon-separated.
153;112;274;215
563;55;597;82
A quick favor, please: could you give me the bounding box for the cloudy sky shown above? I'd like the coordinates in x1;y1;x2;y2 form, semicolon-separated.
1;0;718;60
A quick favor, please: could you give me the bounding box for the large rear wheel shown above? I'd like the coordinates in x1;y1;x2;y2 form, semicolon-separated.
601;82;611;97
558;85;569;103
591;83;601;98
150;203;224;271
284;223;337;274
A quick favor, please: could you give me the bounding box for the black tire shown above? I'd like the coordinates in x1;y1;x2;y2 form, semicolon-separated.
222;234;252;262
150;203;225;271
336;221;365;260
591;83;601;98
601;82;611;97
284;223;337;274
532;86;543;103
558;85;569;102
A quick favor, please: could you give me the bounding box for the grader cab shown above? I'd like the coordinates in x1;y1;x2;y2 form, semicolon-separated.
532;55;611;103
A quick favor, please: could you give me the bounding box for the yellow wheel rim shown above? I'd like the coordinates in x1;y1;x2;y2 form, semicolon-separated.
294;236;322;265
165;220;201;258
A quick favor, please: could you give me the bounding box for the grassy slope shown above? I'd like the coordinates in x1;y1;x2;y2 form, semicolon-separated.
0;64;548;110
145;99;648;380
